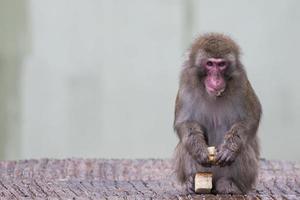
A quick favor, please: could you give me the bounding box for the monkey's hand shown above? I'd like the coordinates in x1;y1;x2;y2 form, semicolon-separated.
216;132;242;167
178;122;211;167
195;146;211;167
215;144;238;167
184;133;211;167
216;123;243;167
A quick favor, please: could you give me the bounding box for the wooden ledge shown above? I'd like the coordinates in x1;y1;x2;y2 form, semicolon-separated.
0;159;299;199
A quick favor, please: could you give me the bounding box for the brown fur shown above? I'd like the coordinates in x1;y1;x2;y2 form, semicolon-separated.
173;33;261;194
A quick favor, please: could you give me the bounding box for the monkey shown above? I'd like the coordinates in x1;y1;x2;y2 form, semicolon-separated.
173;33;261;194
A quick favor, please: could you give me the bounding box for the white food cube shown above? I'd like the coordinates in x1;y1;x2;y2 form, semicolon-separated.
194;172;213;194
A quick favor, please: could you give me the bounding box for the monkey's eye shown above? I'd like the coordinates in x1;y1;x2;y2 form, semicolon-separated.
206;61;213;66
218;61;226;67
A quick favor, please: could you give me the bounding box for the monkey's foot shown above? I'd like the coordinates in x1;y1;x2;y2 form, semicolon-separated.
185;175;195;194
214;178;242;194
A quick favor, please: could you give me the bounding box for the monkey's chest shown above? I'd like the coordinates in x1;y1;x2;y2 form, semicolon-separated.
205;121;228;146
197;106;243;146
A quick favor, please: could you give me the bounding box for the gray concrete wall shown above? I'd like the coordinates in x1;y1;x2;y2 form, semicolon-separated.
0;0;29;159
0;0;299;161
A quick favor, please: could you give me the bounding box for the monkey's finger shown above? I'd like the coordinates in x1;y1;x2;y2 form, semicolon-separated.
216;155;225;165
215;153;222;163
201;156;212;167
218;160;227;167
216;153;227;166
220;154;229;166
223;154;233;166
220;150;232;165
216;148;226;161
216;146;222;154
196;156;209;167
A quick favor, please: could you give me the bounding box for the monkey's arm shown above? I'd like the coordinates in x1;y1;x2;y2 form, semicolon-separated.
176;122;211;167
216;82;262;166
216;122;249;166
174;94;210;166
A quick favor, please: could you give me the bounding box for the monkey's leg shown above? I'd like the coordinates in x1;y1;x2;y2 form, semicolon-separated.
185;174;195;193
184;162;211;194
214;177;242;194
213;147;259;194
174;144;208;194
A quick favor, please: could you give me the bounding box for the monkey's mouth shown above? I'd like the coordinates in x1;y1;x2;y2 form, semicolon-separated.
206;86;225;97
216;88;225;97
204;75;226;97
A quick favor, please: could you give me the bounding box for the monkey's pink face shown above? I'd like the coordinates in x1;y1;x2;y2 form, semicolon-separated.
203;58;228;97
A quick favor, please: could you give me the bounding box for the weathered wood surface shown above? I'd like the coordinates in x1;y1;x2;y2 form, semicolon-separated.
0;159;299;199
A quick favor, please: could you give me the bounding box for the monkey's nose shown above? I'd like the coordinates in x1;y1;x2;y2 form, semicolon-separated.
205;75;226;96
210;78;224;89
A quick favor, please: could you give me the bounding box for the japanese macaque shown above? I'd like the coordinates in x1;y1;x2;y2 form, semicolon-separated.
173;33;261;194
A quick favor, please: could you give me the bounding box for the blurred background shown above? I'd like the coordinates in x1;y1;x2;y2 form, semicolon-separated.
0;0;299;161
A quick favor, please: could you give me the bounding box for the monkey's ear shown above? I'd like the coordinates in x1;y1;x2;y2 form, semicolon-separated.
182;49;207;69
224;53;239;76
182;50;192;69
194;50;207;68
226;53;237;68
